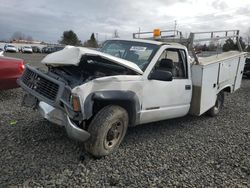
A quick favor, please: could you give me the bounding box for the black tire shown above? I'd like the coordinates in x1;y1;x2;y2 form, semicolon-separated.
208;92;224;117
84;105;128;158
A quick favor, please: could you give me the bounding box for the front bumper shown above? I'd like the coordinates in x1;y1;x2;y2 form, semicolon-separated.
23;50;32;53
65;116;90;142
39;102;90;142
39;101;67;126
6;49;17;52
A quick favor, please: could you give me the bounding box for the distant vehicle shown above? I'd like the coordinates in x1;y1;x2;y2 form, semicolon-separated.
51;46;64;53
4;44;17;53
32;46;41;53
42;46;51;53
22;46;33;53
244;57;250;78
41;47;46;53
0;56;24;90
42;46;64;54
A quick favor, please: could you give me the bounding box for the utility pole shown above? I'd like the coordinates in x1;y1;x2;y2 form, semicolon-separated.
174;20;177;36
95;33;99;44
138;27;141;38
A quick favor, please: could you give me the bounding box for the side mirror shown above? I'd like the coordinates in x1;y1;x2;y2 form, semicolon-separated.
148;70;173;81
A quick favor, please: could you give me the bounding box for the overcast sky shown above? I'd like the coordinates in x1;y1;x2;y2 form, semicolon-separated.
0;0;250;43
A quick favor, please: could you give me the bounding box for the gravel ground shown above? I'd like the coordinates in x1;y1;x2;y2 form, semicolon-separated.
0;53;250;187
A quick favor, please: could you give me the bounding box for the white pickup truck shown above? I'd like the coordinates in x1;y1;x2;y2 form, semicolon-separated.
18;30;247;157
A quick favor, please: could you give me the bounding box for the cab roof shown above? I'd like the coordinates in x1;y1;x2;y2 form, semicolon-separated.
107;38;187;49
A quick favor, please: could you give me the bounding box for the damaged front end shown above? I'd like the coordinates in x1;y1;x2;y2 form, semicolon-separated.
17;46;142;142
18;65;90;142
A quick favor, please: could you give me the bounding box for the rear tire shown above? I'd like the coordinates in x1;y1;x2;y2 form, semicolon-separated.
208;92;224;117
84;105;128;158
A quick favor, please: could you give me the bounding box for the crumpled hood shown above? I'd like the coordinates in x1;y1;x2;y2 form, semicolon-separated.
41;46;143;74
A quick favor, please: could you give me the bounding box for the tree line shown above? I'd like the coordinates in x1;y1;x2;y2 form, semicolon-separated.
8;29;119;48
11;31;33;42
59;30;99;47
194;37;250;52
58;30;120;48
222;37;250;52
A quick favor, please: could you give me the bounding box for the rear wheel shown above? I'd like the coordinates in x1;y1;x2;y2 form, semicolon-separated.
84;105;128;158
208;92;224;117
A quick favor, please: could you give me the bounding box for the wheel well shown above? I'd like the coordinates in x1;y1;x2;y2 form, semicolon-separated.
222;86;231;93
92;99;136;126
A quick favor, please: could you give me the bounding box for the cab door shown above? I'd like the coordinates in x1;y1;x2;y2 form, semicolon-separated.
140;47;192;124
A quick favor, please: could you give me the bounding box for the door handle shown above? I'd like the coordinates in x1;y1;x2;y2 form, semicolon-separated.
185;85;191;90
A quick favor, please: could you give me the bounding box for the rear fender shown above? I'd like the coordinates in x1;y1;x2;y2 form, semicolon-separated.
218;85;233;94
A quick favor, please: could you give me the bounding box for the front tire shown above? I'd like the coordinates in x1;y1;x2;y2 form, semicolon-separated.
84;105;128;158
208;92;224;117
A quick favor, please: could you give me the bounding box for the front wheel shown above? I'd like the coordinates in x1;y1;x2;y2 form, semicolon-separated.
84;105;128;158
207;92;224;117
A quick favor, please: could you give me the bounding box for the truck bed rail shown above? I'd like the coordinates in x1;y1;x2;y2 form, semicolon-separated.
133;29;243;65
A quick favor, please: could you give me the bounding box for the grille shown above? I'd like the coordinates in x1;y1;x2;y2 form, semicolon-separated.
22;68;59;101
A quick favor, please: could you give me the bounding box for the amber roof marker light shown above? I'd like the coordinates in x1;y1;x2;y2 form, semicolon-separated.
153;28;161;38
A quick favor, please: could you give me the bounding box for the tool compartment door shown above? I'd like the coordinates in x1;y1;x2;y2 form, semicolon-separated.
234;55;246;91
190;63;219;116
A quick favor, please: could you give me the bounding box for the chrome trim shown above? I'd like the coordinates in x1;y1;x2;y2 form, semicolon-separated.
65;116;90;142
39;101;90;142
38;102;66;126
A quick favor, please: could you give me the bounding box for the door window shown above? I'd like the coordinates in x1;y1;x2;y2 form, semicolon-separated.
154;48;188;79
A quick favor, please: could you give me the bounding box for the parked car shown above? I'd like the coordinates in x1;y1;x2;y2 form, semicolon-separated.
41;47;46;53
18;29;246;157
4;44;17;52
32;46;41;53
21;46;33;53
51;46;64;53
42;46;64;54
0;56;24;90
0;48;3;52
42;46;51;53
243;57;250;78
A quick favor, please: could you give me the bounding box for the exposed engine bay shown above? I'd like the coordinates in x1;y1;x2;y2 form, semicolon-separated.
46;55;138;88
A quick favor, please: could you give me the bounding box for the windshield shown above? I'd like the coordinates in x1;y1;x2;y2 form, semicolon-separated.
8;45;15;47
100;40;159;71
